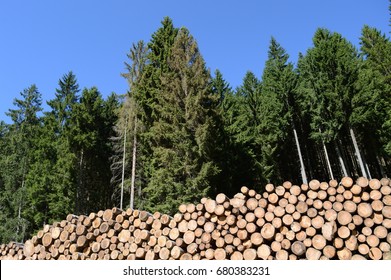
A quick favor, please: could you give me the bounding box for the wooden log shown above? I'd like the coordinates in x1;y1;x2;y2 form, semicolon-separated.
374;225;388;239
366;235;380;248
271;240;281;253
337;248;352;260
299;216;311;229
306;248;321;260
260;223;275;240
51;227;62;240
92;217;102;229
357;203;373;218
42;233;53;247
311;216;324;229
275;249;289;260
345;235;358;251
350;184;362;195
382;206;391;218
341;177;353;188
379;242;391;253
102;209;113;222
323;245;336;259
280;238;291;251
312;234;326;250
275;185;285;197
381;185;391;196
291;241;306;256
23;240;34;258
369;247;382;260
246;198;258;211
369;179;381;190
371;200;383;212
230;251;243;260
257;244;271;260
361;191;370;202
333;237;344;249
337;226;350;239
337;211;352;226
309;179;320;190
358;244;370;256
118;230;131;243
351;254;367;260
291;222;302;233
384;195;391;206
216;193;229;204
183;231;195;245
242;248;257;260
203;222;215;233
322;221;336;241
204;199;217;214
212;248;225;260
296;201;308;214
267;193;278;204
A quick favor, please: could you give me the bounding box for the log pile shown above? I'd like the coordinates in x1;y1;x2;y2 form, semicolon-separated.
1;177;391;260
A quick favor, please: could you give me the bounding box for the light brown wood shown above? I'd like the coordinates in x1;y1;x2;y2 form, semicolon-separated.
323;245;336;259
213;248;226;260
257;244;271;260
306;248;321;260
312;234;326;250
369;247;382;260
337;248;352;260
382;206;391;218
357;203;373;218
291;241;306;256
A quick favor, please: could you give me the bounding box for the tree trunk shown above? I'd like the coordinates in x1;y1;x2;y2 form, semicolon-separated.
292;122;308;185
335;140;348;177
120;119;127;210
349;127;368;178
130;118;137;210
322;138;334;180
376;155;387;178
76;149;84;214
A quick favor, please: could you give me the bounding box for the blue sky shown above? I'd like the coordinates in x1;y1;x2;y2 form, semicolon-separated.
0;0;389;122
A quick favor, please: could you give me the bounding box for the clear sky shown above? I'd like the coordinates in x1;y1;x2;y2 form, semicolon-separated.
0;0;389;122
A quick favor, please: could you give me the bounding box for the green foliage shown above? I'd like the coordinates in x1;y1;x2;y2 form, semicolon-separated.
296;28;359;143
258;37;296;183
225;71;263;187
354;26;391;156
0;85;42;243
143;27;220;213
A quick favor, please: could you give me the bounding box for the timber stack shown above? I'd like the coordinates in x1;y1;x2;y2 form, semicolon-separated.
1;177;391;260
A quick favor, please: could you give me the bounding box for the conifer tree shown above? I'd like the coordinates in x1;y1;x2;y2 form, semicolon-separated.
231;71;263;187
0;85;42;242
112;40;147;209
296;28;362;179
260;37;304;184
353;26;391;176
143;27;219;213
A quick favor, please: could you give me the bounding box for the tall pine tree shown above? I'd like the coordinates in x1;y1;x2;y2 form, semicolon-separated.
143;27;220;213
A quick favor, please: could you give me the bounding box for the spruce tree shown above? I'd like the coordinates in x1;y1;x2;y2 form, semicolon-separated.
353;26;391;176
260;37;302;184
0;85;42;242
296;28;362;179
143;27;219;213
71;87;118;214
231;71;263;187
112;40;147;210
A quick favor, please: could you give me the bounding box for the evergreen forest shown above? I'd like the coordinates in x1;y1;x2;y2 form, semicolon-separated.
0;12;390;243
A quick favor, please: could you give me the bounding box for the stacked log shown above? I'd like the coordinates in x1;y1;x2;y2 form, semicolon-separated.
1;177;390;260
